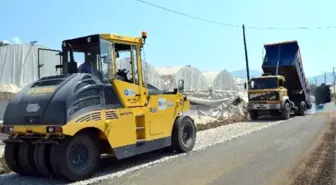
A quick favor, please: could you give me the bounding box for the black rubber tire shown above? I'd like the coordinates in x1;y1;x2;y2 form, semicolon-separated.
18;143;42;177
281;102;290;120
49;134;100;181
297;101;306;116
171;116;196;153
249;111;258;120
49;144;64;179
4;143;27;176
34;144;54;177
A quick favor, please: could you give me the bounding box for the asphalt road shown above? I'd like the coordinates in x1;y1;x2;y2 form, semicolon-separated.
99;105;335;185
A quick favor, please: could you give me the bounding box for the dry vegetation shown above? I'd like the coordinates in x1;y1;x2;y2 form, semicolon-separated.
196;115;248;131
0;153;9;174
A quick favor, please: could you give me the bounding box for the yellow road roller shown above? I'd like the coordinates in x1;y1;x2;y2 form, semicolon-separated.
0;32;196;181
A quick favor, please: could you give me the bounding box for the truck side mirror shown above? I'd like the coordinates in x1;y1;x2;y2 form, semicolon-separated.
244;82;247;90
279;79;284;87
178;79;184;93
101;54;108;64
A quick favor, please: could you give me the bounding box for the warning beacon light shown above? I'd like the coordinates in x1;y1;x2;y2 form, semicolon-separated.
141;31;147;39
141;31;147;44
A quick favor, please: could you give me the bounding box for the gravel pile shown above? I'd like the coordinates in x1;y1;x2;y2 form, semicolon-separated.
0;118;292;185
0;140;3;158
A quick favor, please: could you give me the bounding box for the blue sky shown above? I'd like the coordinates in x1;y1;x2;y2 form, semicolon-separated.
1;0;335;77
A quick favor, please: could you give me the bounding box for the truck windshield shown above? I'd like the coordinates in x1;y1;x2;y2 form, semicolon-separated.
250;78;278;89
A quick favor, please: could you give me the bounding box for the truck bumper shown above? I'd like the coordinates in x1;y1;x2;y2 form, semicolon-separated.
247;103;281;110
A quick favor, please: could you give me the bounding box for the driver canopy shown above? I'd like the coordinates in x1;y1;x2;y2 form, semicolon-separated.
61;34;139;83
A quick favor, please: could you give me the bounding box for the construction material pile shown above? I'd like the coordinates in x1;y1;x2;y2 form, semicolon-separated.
184;90;248;125
0;84;21;121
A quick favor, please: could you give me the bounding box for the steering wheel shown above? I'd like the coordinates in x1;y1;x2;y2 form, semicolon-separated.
118;69;127;73
116;69;130;82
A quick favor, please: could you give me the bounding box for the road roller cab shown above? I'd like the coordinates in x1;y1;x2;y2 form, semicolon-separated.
0;33;196;181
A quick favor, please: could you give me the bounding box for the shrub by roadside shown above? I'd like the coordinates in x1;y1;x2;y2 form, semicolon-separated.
0;155;9;174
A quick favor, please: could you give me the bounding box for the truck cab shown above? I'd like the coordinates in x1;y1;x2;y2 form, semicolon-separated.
247;74;288;120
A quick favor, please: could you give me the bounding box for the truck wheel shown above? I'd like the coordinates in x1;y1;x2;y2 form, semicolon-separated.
50;134;100;181
4;143;27;176
297;101;306;116
171;116;196;153
281;102;290;120
249;111;258;120
18;143;42;177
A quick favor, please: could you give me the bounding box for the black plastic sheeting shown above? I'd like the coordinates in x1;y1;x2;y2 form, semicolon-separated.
315;84;331;105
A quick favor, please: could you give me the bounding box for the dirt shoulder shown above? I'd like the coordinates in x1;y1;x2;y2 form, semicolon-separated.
286;113;336;185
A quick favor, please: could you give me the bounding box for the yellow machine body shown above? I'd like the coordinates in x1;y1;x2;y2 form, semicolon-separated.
1;33;192;159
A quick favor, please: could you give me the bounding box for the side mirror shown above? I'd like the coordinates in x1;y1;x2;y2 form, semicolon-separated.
178;79;184;93
101;54;108;64
279;80;284;87
244;82;247;90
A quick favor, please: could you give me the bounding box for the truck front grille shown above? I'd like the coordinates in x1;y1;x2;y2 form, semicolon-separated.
249;92;279;101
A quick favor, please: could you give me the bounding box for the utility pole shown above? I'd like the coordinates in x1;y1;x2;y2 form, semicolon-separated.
333;67;335;93
315;77;317;86
324;72;327;84
242;24;250;84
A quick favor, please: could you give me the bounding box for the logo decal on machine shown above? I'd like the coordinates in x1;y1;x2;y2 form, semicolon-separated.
26;103;40;113
120;112;133;116
168;101;174;107
27;87;56;95
158;98;166;110
150;107;156;113
124;89;135;96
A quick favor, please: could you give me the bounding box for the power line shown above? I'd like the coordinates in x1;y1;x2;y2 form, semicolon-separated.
135;0;336;30
135;0;239;28
249;25;336;30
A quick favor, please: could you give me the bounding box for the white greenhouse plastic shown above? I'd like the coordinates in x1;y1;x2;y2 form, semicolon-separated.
156;65;209;92
203;70;238;91
0;44;60;89
116;58;166;91
234;77;247;92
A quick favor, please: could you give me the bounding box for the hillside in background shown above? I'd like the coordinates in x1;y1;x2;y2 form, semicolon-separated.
230;69;335;86
307;72;334;85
